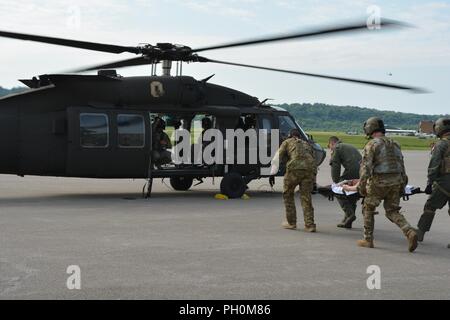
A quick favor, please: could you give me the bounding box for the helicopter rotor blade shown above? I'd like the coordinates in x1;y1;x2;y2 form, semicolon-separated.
203;58;427;93
71;56;152;73
192;19;407;53
0;30;140;54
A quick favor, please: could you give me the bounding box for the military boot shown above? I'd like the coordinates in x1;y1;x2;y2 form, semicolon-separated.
337;218;347;228
304;225;317;233
406;229;419;253
344;215;357;228
357;239;374;248
338;215;356;229
282;222;297;230
416;228;425;242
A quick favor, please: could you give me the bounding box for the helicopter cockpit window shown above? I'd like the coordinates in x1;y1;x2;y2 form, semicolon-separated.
80;113;109;148
117;114;145;148
278;115;298;140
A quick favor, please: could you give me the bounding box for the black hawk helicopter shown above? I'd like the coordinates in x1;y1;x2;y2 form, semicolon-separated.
0;20;424;198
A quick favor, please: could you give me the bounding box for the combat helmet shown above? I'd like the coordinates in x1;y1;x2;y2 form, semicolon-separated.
363;117;385;136
433;118;450;137
202;117;213;130
154;117;166;130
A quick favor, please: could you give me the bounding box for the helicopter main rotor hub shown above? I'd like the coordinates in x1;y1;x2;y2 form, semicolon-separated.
136;43;199;63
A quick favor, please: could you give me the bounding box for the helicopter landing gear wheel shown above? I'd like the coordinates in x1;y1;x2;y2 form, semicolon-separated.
170;177;194;191
220;172;247;199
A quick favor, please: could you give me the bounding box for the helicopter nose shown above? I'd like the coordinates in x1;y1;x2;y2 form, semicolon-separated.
0;105;19;174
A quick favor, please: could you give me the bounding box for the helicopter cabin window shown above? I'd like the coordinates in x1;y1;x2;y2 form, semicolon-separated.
80;113;109;148
117;114;145;148
278;115;298;140
260;117;272;131
191;115;215;144
259;116;272;142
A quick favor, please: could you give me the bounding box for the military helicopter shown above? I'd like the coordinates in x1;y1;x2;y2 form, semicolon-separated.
0;20;424;198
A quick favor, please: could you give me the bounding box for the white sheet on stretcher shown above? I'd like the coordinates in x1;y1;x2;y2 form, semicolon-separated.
331;184;358;196
331;184;416;196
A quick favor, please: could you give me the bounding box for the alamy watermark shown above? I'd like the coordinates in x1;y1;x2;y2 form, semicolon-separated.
66;5;81;30
66;265;81;290
366;265;381;290
367;5;382;30
171;128;280;166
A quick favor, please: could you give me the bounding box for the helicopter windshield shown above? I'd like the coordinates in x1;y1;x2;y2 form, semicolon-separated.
294;121;309;140
278;115;304;140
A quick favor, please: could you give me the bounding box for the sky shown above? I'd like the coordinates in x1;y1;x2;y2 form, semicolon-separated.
0;0;449;114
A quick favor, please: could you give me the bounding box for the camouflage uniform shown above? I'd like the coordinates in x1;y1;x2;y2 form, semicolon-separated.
418;135;450;233
279;137;317;227
330;142;362;225
358;136;414;241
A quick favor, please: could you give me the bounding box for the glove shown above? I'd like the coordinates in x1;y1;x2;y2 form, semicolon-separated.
425;184;433;195
269;176;275;187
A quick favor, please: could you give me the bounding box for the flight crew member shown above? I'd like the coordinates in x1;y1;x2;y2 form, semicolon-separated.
152;117;172;168
195;117;214;164
416;118;450;242
198;117;213;146
344;117;418;252
328;136;362;228
277;129;318;232
243;115;256;131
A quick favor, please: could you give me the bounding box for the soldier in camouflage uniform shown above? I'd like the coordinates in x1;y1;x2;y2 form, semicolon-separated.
328;136;362;228
356;117;418;252
417;118;450;242
278;129;318;232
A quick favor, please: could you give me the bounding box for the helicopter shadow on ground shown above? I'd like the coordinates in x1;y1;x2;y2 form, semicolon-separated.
0;188;283;206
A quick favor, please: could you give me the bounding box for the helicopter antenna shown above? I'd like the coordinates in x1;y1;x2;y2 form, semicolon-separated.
257;98;274;108
201;74;215;83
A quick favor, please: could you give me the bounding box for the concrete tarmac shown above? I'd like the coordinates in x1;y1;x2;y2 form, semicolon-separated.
0;151;449;299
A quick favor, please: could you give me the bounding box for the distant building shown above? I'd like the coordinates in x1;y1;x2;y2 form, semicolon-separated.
384;125;416;136
419;120;434;134
385;129;417;136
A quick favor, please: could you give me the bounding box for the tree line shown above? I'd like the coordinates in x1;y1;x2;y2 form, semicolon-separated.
278;103;449;132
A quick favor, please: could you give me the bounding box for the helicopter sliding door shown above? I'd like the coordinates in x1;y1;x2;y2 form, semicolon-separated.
66;107;151;178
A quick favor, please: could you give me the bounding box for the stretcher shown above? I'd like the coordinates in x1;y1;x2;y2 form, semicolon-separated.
317;181;424;202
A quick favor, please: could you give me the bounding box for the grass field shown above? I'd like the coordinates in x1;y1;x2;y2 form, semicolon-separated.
165;128;435;151
309;131;436;151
